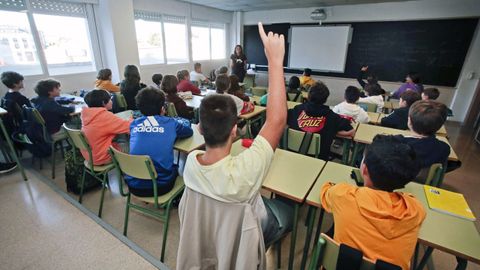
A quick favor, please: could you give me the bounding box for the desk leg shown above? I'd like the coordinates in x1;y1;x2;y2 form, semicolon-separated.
415;247;434;270
245;119;252;139
455;257;468;270
342;139;351;165
300;206;317;270
350;142;360;167
0;119;27;181
288;204;300;270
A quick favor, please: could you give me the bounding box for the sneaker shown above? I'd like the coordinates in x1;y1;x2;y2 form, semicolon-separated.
0;162;17;174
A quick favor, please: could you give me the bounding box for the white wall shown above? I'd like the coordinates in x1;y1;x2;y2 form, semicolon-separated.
243;0;480;123
0;0;233;99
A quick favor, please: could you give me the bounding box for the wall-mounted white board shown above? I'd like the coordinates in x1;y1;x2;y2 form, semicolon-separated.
289;25;352;72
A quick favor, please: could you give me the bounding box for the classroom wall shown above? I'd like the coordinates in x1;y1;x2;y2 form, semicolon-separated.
0;0;233;99
243;0;480;123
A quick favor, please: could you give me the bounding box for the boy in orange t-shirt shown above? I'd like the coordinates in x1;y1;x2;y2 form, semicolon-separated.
321;135;426;270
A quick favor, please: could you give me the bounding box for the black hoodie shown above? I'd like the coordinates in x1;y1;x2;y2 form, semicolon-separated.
287;102;352;160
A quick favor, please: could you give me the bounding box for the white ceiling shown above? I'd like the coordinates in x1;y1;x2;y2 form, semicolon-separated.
180;0;413;12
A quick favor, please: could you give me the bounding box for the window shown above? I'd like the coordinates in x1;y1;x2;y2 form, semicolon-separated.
0;0;100;76
191;21;226;61
0;9;42;75
134;17;164;65
163;16;188;64
211;26;226;60
191;25;210;61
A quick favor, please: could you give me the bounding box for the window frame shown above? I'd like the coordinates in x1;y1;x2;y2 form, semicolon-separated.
0;0;102;77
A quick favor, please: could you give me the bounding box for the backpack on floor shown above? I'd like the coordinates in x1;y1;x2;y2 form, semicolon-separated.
64;147;102;195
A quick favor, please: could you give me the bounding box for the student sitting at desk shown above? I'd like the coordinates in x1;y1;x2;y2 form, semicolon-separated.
421;87;454;117
381;90;421;130
177;70;201;95
288;82;354;160
181;22;292;247
119;65;146;111
127;87;193;197
228;74;250;102
190;63;209;84
391;72;424;99
357;66;382;91
1;71;31;133
399;100;451;178
333;86;369;124
162;75;194;120
151;73;163;89
321;135;425;270
259;76;302;105
358;83;384;113
95;68;119;93
81;90;132;165
215;74;253;116
299;68;315;89
31;79;74;137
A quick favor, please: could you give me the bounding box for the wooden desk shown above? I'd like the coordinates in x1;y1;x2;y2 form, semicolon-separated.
185;95;204;108
367;112;381;125
353;123;458;161
264;149;326;270
115;110;133;120
0;108;27;180
378;113;448;137
173;124;205;153
239;106;266;139
302;162;480;270
239;105;266;120
287;101;301;109
384;100;399;110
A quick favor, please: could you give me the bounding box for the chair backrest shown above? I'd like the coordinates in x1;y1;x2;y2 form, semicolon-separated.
358;102;377;113
287;92;302;102
251;86;267;97
243;75;255;91
282;128;321;158
109;146;157;180
308;233;376;270
115;93;128;111
177;187;266;270
29;107;52;142
418;163;444;187
166;102;178;117
63;124;94;168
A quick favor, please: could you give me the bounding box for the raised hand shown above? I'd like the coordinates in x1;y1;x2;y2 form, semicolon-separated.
258;22;285;66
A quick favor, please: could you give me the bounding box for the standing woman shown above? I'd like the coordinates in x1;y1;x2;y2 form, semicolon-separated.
119;65;146;110
230;45;247;82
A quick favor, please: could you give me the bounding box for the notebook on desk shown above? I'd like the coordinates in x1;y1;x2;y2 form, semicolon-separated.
424;185;476;221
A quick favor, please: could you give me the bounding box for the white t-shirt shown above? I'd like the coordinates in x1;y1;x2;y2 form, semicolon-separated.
183;135;274;228
190;71;207;82
358;95;384;113
332;101;370;124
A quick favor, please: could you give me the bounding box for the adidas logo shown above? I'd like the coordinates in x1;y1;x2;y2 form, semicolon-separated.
133;116;165;133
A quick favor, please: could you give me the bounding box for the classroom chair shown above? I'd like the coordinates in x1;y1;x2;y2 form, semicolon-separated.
31;107;69;179
287;92;303;102
357;102;378;113
109;146;185;262
113;93;128;113
243;74;255;92
165;102;178;117
63;124;114;217
308;233;401;270
281;127;321;159
251;86;267;97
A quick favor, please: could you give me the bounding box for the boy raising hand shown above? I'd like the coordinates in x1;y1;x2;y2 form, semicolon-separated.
177;23;292;269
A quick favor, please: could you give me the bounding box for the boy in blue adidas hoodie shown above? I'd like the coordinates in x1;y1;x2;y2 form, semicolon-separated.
127;86;193;197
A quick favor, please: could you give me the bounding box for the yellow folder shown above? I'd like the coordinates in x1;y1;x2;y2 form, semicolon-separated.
424;185;476;221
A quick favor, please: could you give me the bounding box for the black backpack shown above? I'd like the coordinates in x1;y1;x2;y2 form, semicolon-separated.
19;106;52;158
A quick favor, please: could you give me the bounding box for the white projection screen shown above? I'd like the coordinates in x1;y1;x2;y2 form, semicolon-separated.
289;25;352;72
